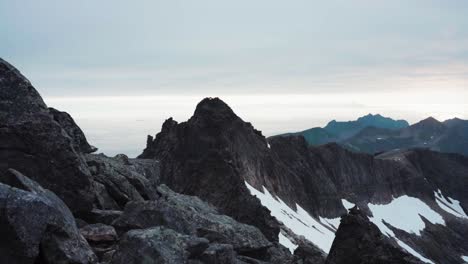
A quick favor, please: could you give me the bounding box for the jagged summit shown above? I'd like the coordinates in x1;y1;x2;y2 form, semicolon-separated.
191;97;239;123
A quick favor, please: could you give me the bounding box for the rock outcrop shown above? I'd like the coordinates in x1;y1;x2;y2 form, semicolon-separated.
0;169;97;264
111;185;286;263
325;207;423;264
0;58;95;213
85;153;160;210
139;98;281;242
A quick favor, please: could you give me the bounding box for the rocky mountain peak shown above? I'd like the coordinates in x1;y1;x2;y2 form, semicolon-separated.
191;97;239;123
410;116;445;131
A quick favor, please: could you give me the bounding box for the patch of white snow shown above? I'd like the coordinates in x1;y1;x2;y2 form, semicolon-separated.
435;190;468;219
341;199;355;210
278;232;298;253
461;256;468;262
367;196;443;264
245;182;335;252
368;195;445;236
396;239;435;264
319;216;341;230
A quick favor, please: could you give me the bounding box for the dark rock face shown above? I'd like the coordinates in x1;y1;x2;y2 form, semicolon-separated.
139;98;280;242
0;58;95;213
325;207;423;264
0;169;97;264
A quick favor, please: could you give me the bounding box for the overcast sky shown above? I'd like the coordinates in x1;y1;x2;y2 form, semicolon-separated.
1;1;467;155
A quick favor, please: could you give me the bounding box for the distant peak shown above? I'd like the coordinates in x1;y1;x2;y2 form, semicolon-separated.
419;116;441;124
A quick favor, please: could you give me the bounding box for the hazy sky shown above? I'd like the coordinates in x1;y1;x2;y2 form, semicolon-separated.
2;1;467;156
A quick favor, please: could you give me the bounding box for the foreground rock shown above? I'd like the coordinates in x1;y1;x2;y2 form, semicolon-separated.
111;226;210;264
325;207;423;264
85;153;160;210
0;169;97;264
112;185;287;262
0;58;95;213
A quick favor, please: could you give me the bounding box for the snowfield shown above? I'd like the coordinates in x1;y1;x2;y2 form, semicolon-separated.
245;182;336;252
368;195;445;236
435;190;468;219
278;232;298;253
246;183;443;264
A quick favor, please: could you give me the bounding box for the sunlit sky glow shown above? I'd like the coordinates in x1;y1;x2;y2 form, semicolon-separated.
1;0;467;156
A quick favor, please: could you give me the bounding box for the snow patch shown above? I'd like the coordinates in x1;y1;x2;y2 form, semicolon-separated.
267;143;271;149
342;199;355;210
368;195;445;236
319;216;341;230
462;256;468;262
367;196;443;264
435;190;468;219
245;182;335;252
396;239;435;264
278;232;298;253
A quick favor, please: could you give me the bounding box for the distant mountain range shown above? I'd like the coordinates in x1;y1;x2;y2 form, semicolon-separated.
278;114;468;156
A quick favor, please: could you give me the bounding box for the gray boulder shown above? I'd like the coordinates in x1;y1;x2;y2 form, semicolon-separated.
49;107;97;154
0;169;97;264
111;226;197;264
0;58;95;213
85;153;160;209
80;223;118;243
112;185;272;255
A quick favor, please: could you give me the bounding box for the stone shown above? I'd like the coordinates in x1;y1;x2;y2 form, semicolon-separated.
0;169;97;264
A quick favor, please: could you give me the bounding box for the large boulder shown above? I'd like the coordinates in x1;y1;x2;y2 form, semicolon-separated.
0;169;97;263
111;226;209;264
0;58;95;213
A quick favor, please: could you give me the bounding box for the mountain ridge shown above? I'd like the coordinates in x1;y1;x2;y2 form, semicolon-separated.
1;58;467;264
